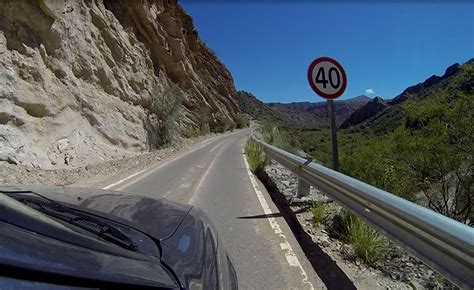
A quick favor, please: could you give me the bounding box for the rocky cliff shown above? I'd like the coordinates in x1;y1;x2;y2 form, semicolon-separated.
340;97;387;129
0;0;240;169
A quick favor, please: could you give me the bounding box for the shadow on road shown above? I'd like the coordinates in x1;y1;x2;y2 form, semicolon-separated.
254;170;356;290
236;208;307;219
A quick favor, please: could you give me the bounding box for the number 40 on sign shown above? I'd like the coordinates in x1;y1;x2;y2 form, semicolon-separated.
307;57;347;100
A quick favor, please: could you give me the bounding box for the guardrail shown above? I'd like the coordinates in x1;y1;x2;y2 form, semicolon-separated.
250;136;474;289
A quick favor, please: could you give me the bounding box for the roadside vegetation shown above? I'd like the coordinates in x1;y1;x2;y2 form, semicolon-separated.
310;203;326;224
339;89;473;224
258;117;301;154
256;114;391;264
152;85;249;145
245;140;267;174
151;84;185;146
342;211;388;264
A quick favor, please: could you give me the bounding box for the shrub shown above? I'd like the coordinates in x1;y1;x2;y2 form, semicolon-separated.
183;127;201;138
210;113;236;133
151;85;184;146
310;203;327;224
345;213;387;264
245;140;267;174
259;119;299;154
197;107;211;135
235;114;250;128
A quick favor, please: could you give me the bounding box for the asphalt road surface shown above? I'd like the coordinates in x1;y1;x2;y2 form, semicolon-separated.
105;129;324;289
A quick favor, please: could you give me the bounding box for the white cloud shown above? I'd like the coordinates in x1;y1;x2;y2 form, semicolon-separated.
365;88;375;95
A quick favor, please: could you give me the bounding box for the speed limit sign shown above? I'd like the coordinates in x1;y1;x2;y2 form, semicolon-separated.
307;56;347;171
307;57;347;99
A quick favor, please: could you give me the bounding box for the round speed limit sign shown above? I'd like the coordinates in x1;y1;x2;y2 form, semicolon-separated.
307;57;347;99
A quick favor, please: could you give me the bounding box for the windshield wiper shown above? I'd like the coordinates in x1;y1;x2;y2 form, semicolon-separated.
20;199;138;251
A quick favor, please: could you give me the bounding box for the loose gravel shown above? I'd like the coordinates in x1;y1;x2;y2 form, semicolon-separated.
264;159;455;289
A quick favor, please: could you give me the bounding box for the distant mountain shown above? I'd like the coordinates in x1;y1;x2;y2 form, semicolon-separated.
340;59;474;133
341;97;388;129
238;92;371;128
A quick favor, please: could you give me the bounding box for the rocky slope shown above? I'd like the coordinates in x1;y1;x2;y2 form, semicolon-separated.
341;59;473;132
340;97;388;129
0;0;240;169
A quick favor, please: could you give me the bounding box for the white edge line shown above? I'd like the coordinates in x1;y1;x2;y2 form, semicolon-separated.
242;148;314;290
102;169;147;189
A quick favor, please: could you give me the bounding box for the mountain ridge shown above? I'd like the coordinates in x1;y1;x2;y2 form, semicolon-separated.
238;92;371;127
341;59;474;132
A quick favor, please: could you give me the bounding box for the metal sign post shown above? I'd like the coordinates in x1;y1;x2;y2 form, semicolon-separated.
327;99;339;171
307;57;347;171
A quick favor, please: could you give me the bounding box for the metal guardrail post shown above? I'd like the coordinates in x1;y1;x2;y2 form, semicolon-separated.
250;135;474;289
296;156;313;198
296;178;310;198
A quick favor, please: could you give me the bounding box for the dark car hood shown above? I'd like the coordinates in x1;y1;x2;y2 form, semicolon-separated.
0;185;192;241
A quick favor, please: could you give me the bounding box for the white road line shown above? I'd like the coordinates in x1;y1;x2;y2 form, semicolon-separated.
242;149;314;290
209;142;222;153
188;141;228;204
101;131;242;190
102;169;147;189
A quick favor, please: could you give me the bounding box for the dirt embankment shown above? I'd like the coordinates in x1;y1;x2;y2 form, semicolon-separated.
0;132;225;189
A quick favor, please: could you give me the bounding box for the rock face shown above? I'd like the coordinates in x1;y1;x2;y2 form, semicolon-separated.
237;91;270;118
0;0;240;169
340;97;387;129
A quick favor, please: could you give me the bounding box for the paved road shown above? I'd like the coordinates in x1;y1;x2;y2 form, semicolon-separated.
106;129;324;289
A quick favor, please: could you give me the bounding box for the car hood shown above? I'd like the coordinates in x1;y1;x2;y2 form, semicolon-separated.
0;185;192;241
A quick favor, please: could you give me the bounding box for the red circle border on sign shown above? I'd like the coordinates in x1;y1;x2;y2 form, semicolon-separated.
307;57;347;99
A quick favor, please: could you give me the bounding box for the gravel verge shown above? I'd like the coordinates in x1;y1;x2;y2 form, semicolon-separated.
263;160;455;290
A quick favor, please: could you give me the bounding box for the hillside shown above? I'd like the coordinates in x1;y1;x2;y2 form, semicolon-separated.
0;0;240;169
238;91;370;128
341;60;474;133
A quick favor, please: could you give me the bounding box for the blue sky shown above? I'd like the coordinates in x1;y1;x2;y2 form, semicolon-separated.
181;1;474;102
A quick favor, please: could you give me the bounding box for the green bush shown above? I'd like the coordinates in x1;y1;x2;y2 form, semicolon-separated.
197;107;211;135
183;127;201;138
245;140;267;174
259;118;300;154
235;114;250;128
151;85;184;146
310;203;327;224
210;113;236;133
344;213;387;264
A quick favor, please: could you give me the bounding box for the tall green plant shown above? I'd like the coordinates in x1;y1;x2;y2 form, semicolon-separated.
151;85;185;146
346;215;387;264
340;211;387;264
245;140;267;174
